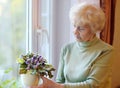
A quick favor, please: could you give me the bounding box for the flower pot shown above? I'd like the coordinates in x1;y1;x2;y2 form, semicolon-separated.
20;74;41;87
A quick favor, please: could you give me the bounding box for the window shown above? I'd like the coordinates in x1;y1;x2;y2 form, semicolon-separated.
32;0;51;63
0;0;52;86
0;0;27;79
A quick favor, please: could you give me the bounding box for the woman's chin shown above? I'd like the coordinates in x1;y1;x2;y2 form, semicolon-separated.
76;38;83;42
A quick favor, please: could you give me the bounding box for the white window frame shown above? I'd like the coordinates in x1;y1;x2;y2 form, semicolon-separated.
26;0;32;53
26;0;40;54
28;0;51;63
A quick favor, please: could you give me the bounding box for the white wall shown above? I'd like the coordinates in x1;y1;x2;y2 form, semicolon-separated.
50;0;71;79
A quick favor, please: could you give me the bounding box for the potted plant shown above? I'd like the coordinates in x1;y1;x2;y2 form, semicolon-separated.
17;53;55;87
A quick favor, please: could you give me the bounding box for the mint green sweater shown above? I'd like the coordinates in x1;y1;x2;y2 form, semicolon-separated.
56;37;114;88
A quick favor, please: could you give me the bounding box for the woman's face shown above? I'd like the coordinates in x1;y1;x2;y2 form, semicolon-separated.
73;24;95;42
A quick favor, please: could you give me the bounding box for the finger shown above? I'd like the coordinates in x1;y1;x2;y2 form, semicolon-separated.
28;86;42;88
41;76;48;82
29;86;38;88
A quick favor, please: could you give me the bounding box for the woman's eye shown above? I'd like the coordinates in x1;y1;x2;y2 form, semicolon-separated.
73;25;85;31
73;25;76;27
78;27;84;31
80;29;84;31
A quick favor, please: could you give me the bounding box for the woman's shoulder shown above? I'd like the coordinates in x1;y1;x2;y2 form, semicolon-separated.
97;39;114;52
61;42;76;52
62;42;76;49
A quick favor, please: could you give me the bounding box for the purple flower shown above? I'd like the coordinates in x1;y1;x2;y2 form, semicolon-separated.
31;56;36;63
34;58;39;64
18;53;55;78
38;56;42;61
25;59;31;64
26;65;31;70
32;64;39;69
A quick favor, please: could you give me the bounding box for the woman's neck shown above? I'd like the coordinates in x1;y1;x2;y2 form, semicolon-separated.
88;34;96;41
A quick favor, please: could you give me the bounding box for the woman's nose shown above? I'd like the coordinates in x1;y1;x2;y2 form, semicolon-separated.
73;28;79;35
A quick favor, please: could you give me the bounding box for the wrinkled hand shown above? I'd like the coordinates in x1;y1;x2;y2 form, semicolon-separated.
29;76;64;88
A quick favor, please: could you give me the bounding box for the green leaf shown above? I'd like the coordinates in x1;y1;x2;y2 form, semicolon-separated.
19;68;27;74
31;69;37;75
9;81;17;88
1;79;11;87
20;63;27;68
48;71;53;78
4;68;13;74
17;58;25;64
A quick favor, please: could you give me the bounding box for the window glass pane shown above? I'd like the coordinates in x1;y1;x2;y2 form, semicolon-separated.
41;0;49;14
0;0;26;79
41;16;48;28
39;0;50;62
40;0;50;30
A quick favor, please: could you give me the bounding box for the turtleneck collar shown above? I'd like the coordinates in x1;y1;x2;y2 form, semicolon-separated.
76;36;99;51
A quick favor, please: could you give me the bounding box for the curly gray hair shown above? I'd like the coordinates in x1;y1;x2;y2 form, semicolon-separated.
69;3;105;32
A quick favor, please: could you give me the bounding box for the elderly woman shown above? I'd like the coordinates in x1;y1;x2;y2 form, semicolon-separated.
30;3;114;88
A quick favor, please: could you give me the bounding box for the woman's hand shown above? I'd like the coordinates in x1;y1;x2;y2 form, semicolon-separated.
29;76;64;88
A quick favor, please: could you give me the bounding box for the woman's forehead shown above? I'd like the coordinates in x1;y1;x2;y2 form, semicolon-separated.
72;20;88;28
71;17;89;26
